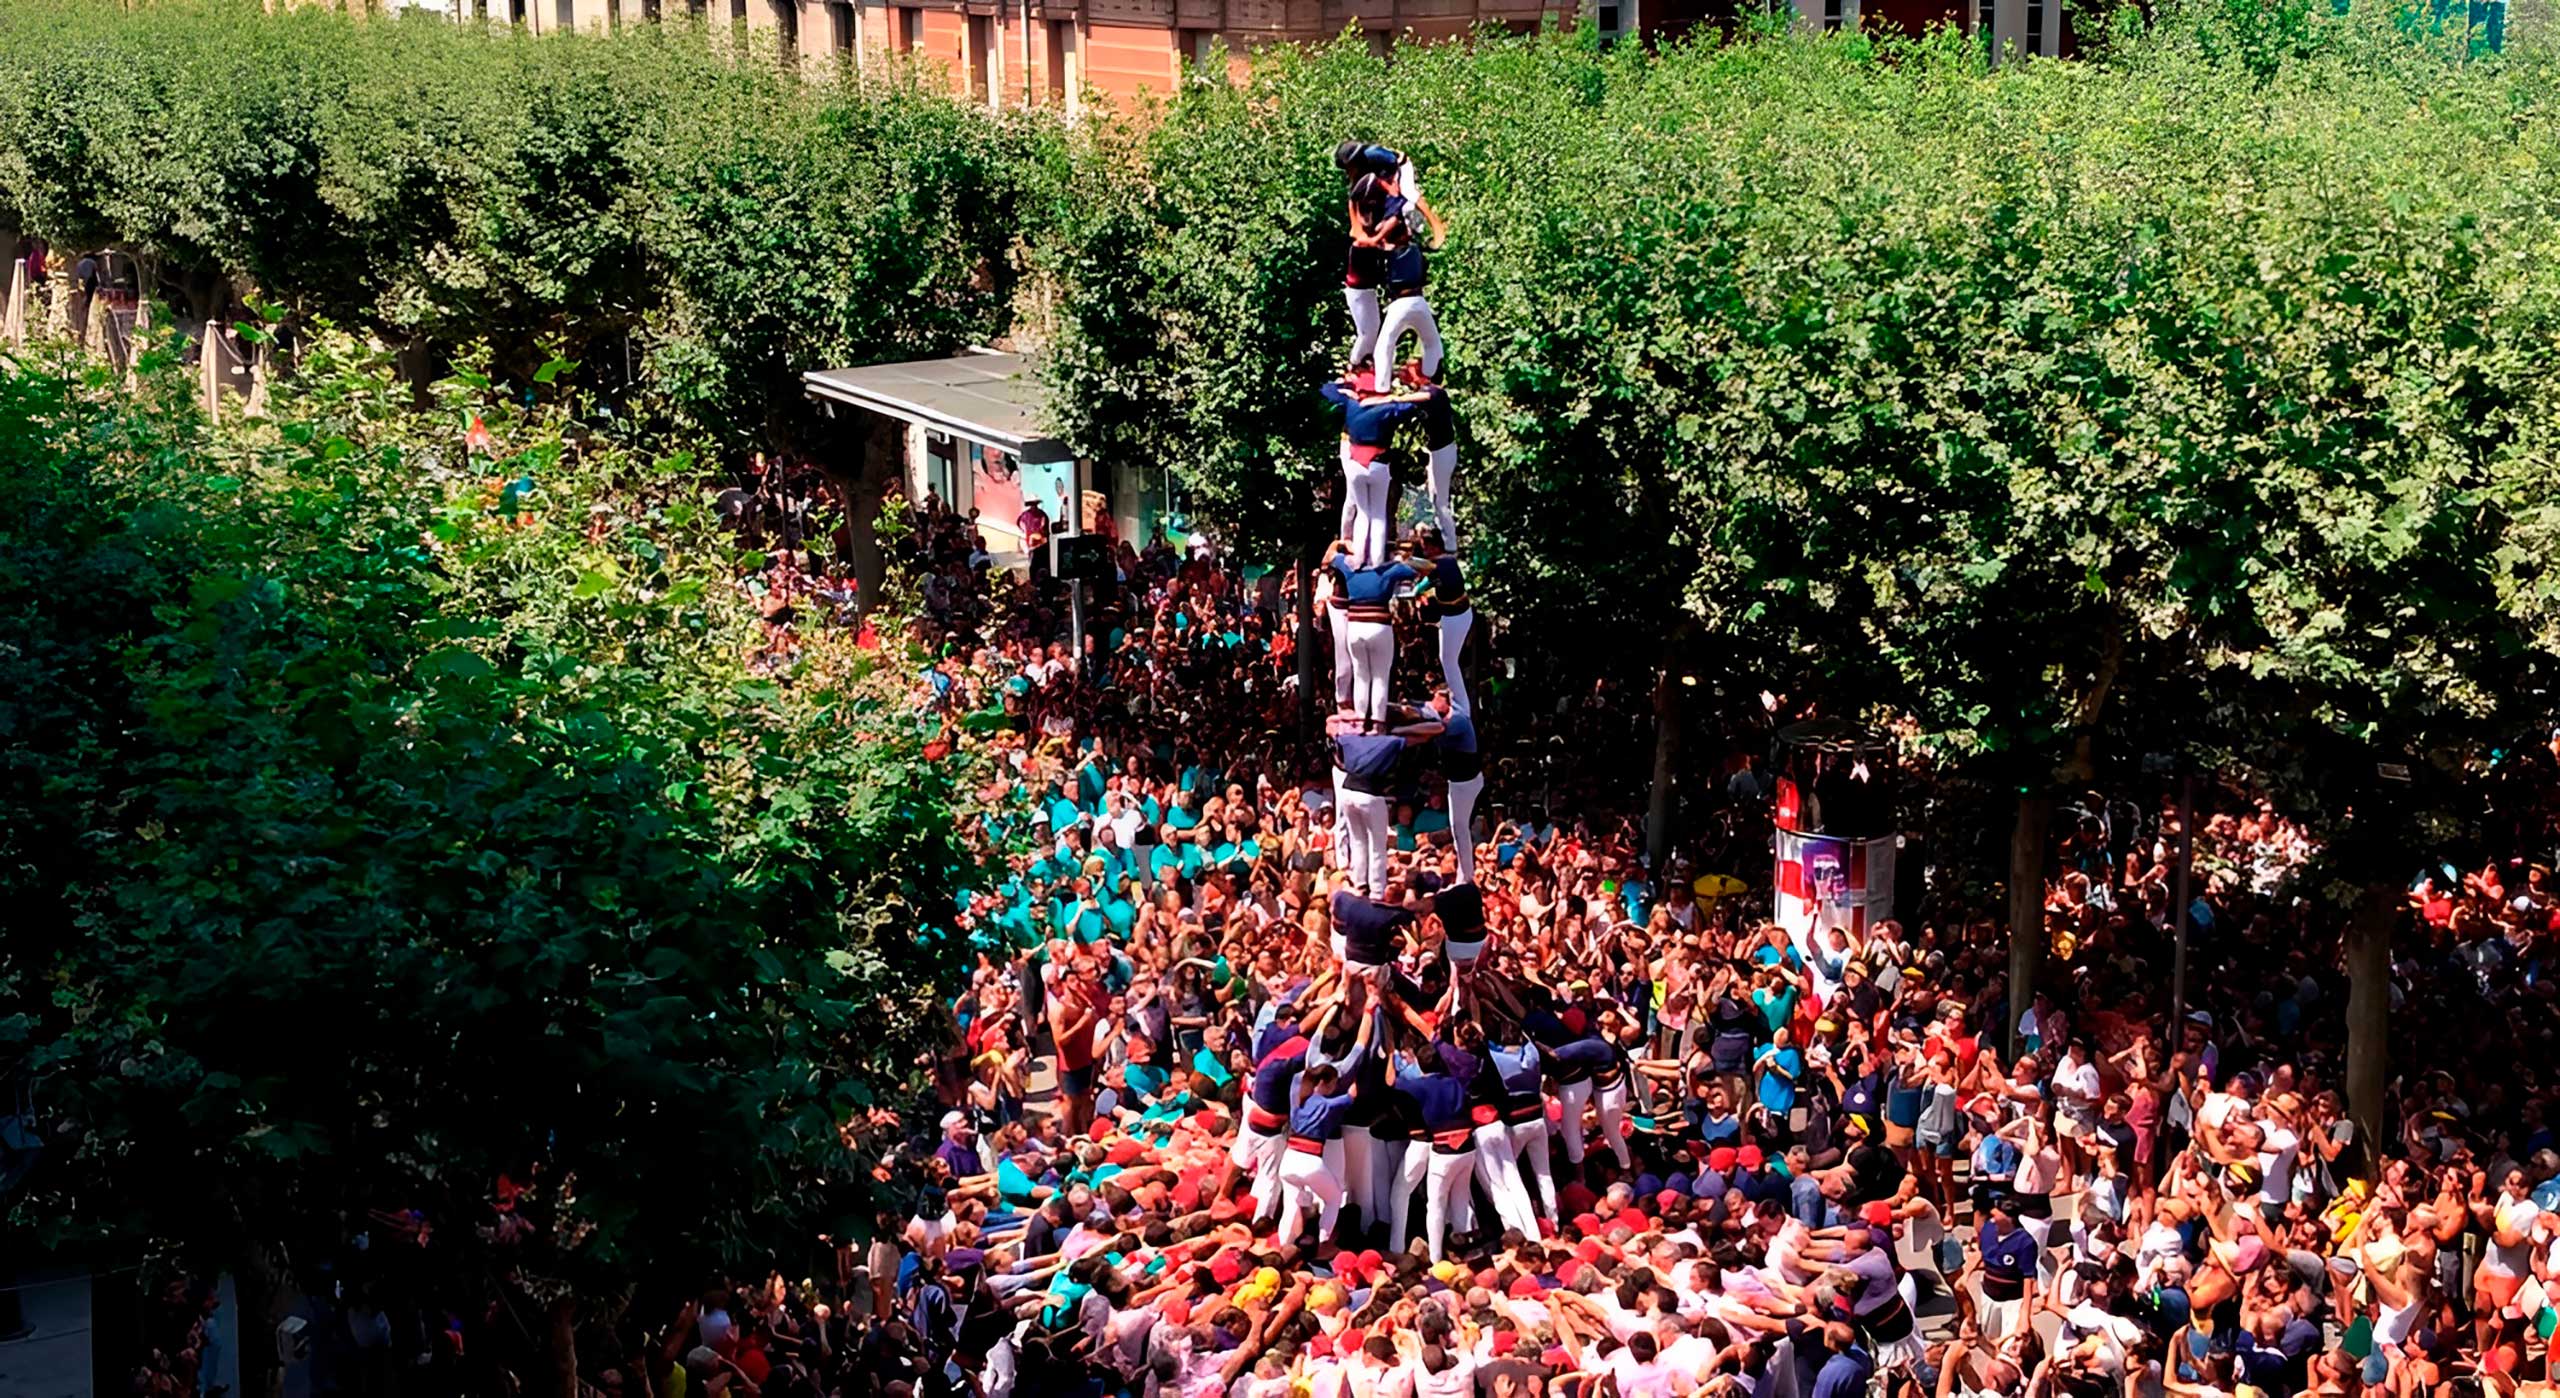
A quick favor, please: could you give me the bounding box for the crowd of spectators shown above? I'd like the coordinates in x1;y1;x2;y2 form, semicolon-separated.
799;494;2560;1398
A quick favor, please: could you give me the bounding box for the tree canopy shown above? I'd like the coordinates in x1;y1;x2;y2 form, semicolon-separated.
0;332;971;1294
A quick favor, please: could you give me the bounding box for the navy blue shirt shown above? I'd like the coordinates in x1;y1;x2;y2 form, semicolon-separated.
1331;556;1419;604
1250;1049;1307;1115
1348;144;1406;180
1546;1036;1616;1084
1435;882;1486;942
1398;1066;1471;1132
1420;387;1455;449
1332;890;1411;964
1319;381;1430;447
1978;1220;2038;1284
1811;1345;1875;1398
1290;1085;1359;1140
1333;732;1409;795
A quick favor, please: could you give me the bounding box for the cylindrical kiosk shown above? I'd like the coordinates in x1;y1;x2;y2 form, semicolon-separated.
1770;720;1900;964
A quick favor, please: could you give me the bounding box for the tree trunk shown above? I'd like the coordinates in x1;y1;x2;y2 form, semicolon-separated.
1646;663;1681;875
2007;791;2050;1059
2344;879;2395;1160
835;411;902;618
549;1298;579;1398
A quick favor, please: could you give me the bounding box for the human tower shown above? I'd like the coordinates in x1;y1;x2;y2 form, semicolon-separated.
1315;140;1483;914
1222;142;1626;1269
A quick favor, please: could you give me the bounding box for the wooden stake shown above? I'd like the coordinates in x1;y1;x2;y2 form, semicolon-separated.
201;324;222;420
3;258;23;348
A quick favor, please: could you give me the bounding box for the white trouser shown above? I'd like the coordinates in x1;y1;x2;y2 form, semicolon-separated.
1341;1129;1375;1228
1328;605;1354;711
1344;616;1395;722
1387;1136;1431;1252
1233;1122;1287;1222
1424;1143;1476;1262
1557;1078;1593;1164
1509;1114;1559;1223
1593;1076;1633;1170
1338;788;1390;897
1341;446;1389;567
1438;608;1473;717
1366;1133;1405;1238
1345;287;1381;369
1427;444;1459;550
1276;1147;1345;1246
1472;1120;1541;1239
1449;772;1484;885
1330;766;1350;871
1375;292;1443;389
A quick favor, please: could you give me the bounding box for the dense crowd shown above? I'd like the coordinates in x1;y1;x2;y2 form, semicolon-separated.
666;487;2553;1398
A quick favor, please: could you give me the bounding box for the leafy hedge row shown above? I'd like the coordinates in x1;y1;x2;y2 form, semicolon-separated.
0;0;1059;453
6;0;2560;818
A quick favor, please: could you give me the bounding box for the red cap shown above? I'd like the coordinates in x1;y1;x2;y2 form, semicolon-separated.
1210;1252;1244;1286
1107;1137;1144;1167
1737;1145;1765;1170
1575;1239;1603;1265
1860;1201;1895;1228
1561;1008;1589;1035
1657;1189;1683;1212
1474;1268;1500;1290
1574;1212;1605;1237
1309;1336;1334;1359
1490;1331;1520;1356
1508;1275;1544;1299
1333;1253;1365;1283
1171;1178;1202;1212
1707;1147;1739;1172
1339;1327;1367;1355
1360;1249;1384;1276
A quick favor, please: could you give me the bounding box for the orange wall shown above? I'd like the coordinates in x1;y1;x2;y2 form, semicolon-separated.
850;1;1576;111
1082;18;1173;104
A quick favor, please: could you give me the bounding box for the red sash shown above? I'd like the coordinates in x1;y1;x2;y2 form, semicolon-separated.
1287;1136;1327;1156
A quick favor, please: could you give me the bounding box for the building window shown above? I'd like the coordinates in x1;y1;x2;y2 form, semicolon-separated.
2024;0;2044;54
896;5;921;51
774;0;800;60
1365;26;1392;57
1046;21;1075;106
1597;3;1621;28
829;0;852;53
1177;27;1217;71
1822;0;1841;27
967;13;992;98
555;0;573;27
729;0;746;24
1976;0;1994;57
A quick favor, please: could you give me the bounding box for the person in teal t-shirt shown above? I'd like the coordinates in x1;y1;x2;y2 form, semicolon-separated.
1753;970;1800;1041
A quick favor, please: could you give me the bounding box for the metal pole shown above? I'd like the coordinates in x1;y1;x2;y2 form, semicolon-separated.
2170;771;2196;1024
1064;463;1085;674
